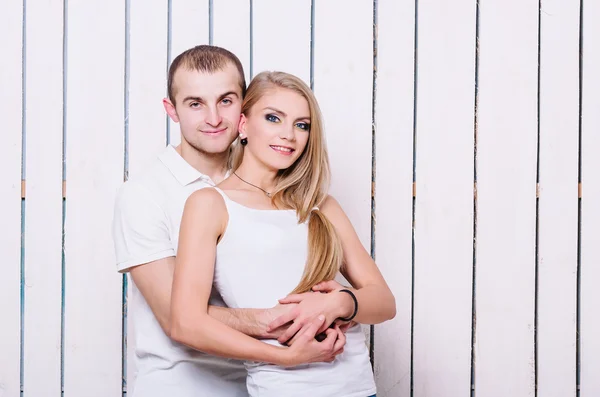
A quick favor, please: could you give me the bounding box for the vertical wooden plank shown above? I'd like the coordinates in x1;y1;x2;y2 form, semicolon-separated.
170;0;209;59
537;1;580;396
168;0;210;148
475;1;538;396
252;0;311;85
212;0;250;84
63;0;125;395
22;0;63;395
412;1;476;395
373;0;414;395
129;0;168;185
580;1;600;395
0;2;23;397
313;0;372;253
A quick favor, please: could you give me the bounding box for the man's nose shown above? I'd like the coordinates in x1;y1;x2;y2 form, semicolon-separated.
206;106;222;127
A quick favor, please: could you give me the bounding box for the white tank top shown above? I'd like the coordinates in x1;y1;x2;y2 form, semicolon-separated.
211;187;377;397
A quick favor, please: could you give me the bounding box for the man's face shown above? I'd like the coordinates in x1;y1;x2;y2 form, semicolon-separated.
165;63;243;155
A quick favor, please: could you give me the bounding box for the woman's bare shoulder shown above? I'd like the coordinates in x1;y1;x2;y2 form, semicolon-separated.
184;187;227;217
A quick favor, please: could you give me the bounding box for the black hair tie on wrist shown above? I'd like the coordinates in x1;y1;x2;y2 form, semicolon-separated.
338;289;358;322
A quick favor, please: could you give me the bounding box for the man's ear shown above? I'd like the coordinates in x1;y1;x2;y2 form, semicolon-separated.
163;98;179;123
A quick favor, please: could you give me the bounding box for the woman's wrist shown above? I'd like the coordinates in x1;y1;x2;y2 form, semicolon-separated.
275;345;295;367
333;288;357;321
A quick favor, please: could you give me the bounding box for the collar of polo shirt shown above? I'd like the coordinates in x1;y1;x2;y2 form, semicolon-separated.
158;145;229;186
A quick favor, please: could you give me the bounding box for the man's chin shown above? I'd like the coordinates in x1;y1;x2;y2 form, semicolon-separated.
186;138;237;156
200;145;234;156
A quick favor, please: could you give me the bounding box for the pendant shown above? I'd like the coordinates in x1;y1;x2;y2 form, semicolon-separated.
266;192;272;198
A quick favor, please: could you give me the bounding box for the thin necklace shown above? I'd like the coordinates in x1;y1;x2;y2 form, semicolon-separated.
233;172;273;197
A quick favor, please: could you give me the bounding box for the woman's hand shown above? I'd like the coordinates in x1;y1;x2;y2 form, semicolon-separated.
311;279;345;294
267;285;355;345
280;316;345;367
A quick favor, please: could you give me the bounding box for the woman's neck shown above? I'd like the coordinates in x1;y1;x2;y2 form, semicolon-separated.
234;158;278;193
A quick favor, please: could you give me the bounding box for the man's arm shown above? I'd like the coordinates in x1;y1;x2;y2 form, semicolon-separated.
129;255;287;339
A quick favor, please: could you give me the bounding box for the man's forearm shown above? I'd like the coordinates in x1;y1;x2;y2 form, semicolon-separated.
208;305;273;339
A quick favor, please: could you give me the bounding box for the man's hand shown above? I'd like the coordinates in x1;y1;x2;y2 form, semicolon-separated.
282;315;346;367
266;284;355;346
257;303;297;339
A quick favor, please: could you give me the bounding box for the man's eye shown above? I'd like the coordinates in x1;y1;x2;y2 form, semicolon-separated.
222;98;232;105
190;102;200;108
266;114;280;123
296;122;310;131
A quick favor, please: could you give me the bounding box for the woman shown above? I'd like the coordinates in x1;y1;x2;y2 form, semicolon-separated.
170;71;396;397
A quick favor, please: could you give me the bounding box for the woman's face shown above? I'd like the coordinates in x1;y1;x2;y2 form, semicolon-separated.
239;87;311;171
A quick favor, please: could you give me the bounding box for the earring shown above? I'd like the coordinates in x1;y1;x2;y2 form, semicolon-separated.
240;136;248;146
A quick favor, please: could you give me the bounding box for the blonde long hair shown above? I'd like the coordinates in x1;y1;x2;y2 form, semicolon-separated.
230;71;343;294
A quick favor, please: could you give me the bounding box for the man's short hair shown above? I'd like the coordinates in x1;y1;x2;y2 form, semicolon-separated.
168;45;247;104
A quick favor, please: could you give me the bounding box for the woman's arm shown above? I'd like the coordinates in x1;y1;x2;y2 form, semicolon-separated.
169;188;344;366
321;195;397;324
268;195;396;344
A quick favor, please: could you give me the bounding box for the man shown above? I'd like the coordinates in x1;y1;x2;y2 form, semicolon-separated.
112;45;338;397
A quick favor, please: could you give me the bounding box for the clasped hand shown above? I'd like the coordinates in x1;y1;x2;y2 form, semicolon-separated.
267;280;355;346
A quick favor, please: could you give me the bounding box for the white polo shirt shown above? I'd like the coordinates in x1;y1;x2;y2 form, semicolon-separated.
112;145;247;397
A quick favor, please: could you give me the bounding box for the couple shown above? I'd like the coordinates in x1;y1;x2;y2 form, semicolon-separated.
113;45;395;397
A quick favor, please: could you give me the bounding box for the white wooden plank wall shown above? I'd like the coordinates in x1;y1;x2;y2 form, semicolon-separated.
1;1;598;397
313;0;373;264
475;1;539;396
537;1;580;396
372;0;414;396
0;2;24;397
412;1;476;396
580;1;600;396
128;0;169;178
22;0;64;395
63;1;125;396
252;0;311;85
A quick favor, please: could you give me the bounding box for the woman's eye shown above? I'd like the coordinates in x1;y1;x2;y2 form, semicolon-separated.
221;98;232;105
266;114;280;123
296;122;310;131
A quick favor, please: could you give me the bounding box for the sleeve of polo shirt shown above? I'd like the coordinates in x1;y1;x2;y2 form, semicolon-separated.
112;182;175;273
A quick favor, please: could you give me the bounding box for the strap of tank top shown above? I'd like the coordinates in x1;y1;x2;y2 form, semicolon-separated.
209;187;234;221
210;186;229;202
